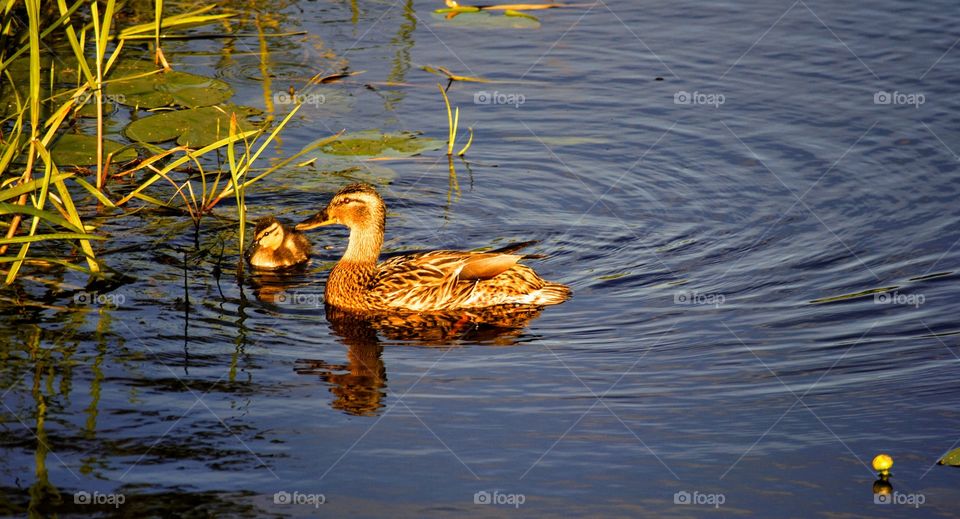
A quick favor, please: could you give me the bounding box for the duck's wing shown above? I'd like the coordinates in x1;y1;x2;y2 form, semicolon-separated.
380;250;520;279
457;254;522;280
372;251;524;310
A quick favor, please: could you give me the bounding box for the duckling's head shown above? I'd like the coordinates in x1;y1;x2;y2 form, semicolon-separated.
296;183;386;233
252;216;286;251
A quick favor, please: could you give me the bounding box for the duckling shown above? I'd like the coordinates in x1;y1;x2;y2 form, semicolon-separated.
247;216;311;269
295;183;570;312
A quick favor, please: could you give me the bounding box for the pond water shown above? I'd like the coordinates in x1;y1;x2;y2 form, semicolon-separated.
3;0;960;517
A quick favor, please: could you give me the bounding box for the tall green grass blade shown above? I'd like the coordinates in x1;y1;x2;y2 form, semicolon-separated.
0;256;95;274
438;84;455;155
0;233;104;245
206;105;312;205
238;130;343;190
226;114;244;256
457;127;474;156
155;0;163;59
0;0;85;74
0;174;74;202
54;0;95;84
71;177;117;208
119;7;233;39
117;128;261;206
0;202;85;233
51;176;100;273
26;0;40;135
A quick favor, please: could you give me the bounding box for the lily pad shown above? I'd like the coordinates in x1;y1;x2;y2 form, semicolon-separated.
430;10;540;29
51;134;138;166
315;131;442;158
294;131;439;191
124;105;261;147
305;164;399;192
939;448;960;466
105;60;233;109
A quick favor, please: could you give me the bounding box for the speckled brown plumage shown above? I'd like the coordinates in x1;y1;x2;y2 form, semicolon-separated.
296;183;571;312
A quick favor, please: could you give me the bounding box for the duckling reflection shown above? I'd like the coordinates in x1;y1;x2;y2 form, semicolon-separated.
247;270;318;305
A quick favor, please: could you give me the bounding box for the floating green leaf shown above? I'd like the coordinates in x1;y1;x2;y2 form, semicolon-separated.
503;9;540;21
430;10;540;29
293;131;441;192
50;134;137;166
105;60;233;109
939;448;960;466
124;105;261;147
303;164;398;192
315;131;442;158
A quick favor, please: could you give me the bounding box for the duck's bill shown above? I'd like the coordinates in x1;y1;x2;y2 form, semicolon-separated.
295;210;333;230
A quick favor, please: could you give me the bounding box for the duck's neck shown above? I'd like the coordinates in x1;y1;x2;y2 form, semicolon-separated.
341;226;382;265
327;225;383;309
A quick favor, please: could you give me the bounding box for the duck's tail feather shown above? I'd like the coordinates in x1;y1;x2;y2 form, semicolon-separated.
516;282;571;306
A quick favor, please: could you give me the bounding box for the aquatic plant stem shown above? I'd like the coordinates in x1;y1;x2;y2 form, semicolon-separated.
0;0;40;277
154;0;171;70
439;83;456;155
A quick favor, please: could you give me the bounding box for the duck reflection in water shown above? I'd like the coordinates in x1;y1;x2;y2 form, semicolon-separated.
294;313;386;416
293;304;546;416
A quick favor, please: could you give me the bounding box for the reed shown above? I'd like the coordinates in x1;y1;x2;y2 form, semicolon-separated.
438;83;474;156
0;1;302;285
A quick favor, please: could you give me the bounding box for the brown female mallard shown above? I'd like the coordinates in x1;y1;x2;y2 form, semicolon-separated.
247;216;311;269
295;183;571;312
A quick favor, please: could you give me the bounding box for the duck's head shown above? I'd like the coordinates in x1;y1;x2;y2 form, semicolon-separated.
296;183;386;233
252;216;286;251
